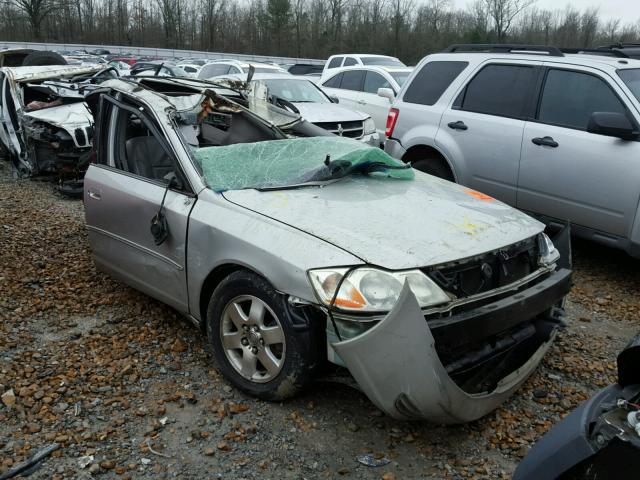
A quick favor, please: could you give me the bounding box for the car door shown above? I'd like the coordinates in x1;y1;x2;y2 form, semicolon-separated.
84;94;194;312
328;70;365;111
0;72;22;160
435;62;541;204
359;70;395;138
518;66;640;238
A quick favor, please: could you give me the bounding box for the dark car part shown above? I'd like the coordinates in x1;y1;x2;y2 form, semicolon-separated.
22;51;67;67
514;334;640;480
58;179;84;198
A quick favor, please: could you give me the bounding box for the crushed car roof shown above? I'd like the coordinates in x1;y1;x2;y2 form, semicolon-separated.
2;64;105;82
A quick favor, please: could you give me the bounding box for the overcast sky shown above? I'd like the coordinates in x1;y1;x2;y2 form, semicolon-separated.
455;0;640;22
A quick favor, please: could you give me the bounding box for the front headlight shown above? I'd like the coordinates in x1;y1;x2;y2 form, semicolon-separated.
308;267;450;312
363;117;376;135
538;233;560;266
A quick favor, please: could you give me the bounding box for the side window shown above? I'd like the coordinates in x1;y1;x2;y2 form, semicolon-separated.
538;69;627;130
200;64;231;78
229;66;242;74
363;71;391;94
323;73;343;89
340;70;365;91
343;57;357;66
109;101;178;183
403;61;468;106
458;64;536;118
327;57;343;69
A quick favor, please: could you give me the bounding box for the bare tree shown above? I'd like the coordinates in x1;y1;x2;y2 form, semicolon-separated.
0;0;637;64
4;0;64;39
484;0;535;42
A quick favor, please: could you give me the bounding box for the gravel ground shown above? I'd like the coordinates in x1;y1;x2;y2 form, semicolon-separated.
1;162;638;479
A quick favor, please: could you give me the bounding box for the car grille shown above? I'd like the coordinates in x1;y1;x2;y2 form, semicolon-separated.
314;120;364;139
424;236;539;299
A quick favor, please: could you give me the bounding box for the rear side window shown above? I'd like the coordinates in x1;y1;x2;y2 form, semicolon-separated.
363;71;391;93
344;57;357;66
538;69;627;130
459;64;536;118
200;63;231;78
340;70;365;91
323;73;343;88
403;61;468;106
327;57;343;69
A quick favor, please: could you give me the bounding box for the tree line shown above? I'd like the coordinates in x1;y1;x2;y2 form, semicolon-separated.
2;0;639;63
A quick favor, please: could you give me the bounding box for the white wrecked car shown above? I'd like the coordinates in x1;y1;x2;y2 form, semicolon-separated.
83;77;572;423
0;64;117;193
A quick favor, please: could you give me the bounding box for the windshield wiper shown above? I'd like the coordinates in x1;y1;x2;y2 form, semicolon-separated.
305;158;410;183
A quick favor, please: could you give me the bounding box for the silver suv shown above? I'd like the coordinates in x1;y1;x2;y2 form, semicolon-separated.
385;44;640;257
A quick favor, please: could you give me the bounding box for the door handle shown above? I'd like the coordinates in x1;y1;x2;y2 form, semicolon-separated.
532;136;559;148
88;190;101;200
357;100;366;105
448;120;468;131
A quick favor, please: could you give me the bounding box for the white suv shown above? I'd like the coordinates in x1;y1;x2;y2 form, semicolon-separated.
385;44;640;257
198;60;286;79
320;65;413;141
320;54;405;82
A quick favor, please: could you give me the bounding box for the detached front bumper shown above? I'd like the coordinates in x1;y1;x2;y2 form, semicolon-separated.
332;268;571;423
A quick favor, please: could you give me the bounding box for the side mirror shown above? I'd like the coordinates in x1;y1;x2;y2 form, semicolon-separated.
377;87;395;102
164;171;183;191
587;112;637;140
329;95;340;104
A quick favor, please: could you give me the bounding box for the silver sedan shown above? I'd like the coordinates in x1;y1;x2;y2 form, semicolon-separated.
83;77;571;423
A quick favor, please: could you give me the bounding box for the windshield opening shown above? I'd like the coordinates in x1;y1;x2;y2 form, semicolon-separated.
191;137;414;192
619;69;640;102
390;71;411;86
261;79;328;103
361;57;406;67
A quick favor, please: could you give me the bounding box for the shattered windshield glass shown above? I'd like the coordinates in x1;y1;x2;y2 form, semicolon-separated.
193;137;414;192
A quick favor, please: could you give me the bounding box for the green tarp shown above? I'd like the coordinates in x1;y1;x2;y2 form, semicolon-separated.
193;137;414;192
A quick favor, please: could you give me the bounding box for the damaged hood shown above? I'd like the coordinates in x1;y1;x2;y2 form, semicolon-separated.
23;103;92;129
292;103;368;123
223;173;544;269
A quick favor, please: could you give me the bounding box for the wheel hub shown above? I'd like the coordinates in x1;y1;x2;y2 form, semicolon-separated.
220;295;286;383
247;328;262;348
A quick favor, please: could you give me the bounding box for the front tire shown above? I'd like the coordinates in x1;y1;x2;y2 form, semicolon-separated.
206;270;314;400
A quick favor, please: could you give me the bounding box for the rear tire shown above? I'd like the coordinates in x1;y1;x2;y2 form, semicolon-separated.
411;157;455;181
22;51;67;67
206;270;315;400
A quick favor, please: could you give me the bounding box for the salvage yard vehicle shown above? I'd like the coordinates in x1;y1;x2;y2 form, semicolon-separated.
320;65;413;140
198;60;286;80
220;73;379;145
514;335;640;480
83;76;571;423
321;54;406;82
0;64;118;194
385;44;640;258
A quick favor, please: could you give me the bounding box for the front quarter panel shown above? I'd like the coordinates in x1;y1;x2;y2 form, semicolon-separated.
187;188;362;321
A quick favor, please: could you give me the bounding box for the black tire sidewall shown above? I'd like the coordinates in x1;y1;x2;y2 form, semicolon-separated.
206;270;312;400
22;51;67;67
411;158;454;181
